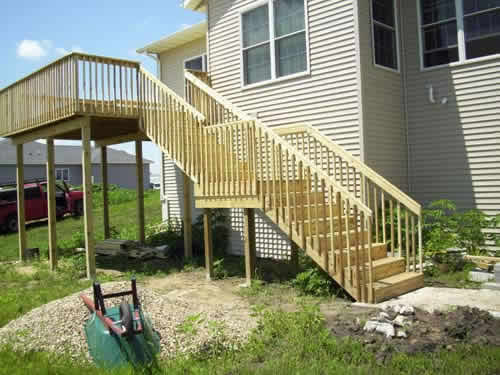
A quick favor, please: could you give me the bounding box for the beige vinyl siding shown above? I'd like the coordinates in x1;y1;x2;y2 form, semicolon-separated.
159;37;206;222
401;0;500;217
207;0;361;256
357;0;408;191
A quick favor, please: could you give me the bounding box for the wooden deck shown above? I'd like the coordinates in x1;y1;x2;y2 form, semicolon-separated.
0;53;425;303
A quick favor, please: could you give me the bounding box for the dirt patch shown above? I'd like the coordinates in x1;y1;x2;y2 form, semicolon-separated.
327;306;500;363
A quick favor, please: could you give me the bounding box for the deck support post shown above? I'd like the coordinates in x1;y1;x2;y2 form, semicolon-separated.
183;173;193;258
243;208;257;286
203;208;214;280
16;144;27;261
290;241;299;272
82;120;96;280
101;146;110;239
136;141;145;244
46;138;57;270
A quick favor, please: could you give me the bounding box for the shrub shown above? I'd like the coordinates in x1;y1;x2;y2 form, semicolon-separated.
292;267;335;297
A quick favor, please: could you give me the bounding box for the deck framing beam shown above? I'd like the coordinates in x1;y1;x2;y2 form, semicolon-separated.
243;208;257;285
46;138;57;270
101;146;110;239
10;117;86;145
82;119;96;279
16;144;27;261
136;141;146;244
203;208;214;280
183;173;193;258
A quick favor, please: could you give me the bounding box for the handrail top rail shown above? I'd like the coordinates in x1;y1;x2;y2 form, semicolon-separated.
184;71;254;121
0;52;140;94
184;71;371;215
275;123;422;216
140;67;206;121
192;119;373;216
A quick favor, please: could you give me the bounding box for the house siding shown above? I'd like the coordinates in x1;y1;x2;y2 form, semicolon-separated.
401;0;500;216
357;0;408;191
0;164;150;190
207;0;361;256
159;37;206;223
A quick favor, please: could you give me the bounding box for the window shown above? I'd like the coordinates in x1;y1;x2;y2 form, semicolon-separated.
241;0;308;86
25;187;41;200
419;0;500;68
184;55;207;72
463;0;500;59
55;168;70;182
371;0;399;70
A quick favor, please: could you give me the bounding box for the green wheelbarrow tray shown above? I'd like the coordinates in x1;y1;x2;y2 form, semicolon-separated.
80;279;160;369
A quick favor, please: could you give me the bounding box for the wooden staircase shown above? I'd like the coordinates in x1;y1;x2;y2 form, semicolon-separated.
0;53;425;303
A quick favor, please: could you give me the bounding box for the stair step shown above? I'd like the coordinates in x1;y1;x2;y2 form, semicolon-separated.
373;272;425;303
308;230;369;250
290;204;339;220
257;180;307;194
299;216;356;236
333;243;387;265
346;257;406;285
267;192;326;207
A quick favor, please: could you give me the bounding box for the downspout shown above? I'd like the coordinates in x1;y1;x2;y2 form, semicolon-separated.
142;52;170;221
399;1;412;194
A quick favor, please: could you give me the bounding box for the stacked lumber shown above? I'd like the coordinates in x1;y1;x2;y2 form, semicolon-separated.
95;240;169;260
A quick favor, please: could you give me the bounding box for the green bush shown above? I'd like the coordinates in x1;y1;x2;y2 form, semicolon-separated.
422;199;499;258
292;267;335;297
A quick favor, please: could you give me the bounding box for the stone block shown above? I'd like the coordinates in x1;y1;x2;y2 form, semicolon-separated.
468;270;495;283
482;282;500;291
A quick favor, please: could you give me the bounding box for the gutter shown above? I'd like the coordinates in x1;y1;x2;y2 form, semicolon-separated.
399;2;412;194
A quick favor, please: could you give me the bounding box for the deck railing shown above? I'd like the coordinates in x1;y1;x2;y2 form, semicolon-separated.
184;70;377;302
275;124;423;274
0;53;141;138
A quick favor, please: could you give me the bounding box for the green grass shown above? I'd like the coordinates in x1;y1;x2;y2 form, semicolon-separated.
0;301;499;374
0;264;91;328
0;189;161;262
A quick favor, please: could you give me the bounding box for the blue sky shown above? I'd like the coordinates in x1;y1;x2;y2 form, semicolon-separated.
1;0;205;175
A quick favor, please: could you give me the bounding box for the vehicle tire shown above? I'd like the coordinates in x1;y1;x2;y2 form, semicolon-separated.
119;302;133;339
74;200;84;216
6;215;18;233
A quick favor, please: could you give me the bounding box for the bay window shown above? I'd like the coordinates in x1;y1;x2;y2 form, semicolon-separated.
419;0;500;68
241;0;309;86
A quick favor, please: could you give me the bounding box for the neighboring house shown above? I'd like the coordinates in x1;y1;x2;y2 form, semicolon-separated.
0;140;152;190
139;0;500;255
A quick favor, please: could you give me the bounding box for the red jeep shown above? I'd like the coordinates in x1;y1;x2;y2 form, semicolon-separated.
0;180;84;233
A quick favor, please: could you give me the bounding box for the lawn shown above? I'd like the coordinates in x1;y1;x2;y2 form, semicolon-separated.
0;189;499;374
0;188;161;262
0;266;499;375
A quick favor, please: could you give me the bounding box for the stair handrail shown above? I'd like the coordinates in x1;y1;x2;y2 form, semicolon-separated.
184;71;372;216
275;124;422;216
139;67;205;121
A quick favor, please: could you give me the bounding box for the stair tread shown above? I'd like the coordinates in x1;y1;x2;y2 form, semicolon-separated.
334;243;386;254
373;272;423;290
345;256;404;270
309;230;368;238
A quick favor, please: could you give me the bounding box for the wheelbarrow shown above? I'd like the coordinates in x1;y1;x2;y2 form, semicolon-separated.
80;279;160;368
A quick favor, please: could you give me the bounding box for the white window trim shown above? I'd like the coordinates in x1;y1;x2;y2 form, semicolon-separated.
239;0;311;90
183;54;207;72
55;168;70;182
417;0;500;71
370;0;401;73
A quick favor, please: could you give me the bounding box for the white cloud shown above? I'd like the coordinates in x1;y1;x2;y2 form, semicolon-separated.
180;23;192;30
17;39;84;59
17;40;48;59
55;45;85;56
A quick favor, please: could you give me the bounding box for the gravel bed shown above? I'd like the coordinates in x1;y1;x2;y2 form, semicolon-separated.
0;281;256;360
